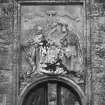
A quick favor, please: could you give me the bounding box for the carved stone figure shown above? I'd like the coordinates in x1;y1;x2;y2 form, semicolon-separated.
22;26;45;75
60;24;82;73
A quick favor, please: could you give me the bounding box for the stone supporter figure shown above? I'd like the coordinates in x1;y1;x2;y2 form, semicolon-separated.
21;26;46;75
60;24;83;74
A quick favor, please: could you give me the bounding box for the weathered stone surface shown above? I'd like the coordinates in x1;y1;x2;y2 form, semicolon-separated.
20;4;84;92
1;0;105;105
90;1;105;104
93;93;105;105
0;2;14;105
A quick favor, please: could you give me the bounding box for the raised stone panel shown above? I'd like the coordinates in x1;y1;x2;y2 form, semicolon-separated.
2;0;105;105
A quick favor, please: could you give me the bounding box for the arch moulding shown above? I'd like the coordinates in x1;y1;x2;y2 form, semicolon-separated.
18;75;86;105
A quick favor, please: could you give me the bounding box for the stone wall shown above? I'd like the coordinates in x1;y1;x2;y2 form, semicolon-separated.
0;0;14;105
1;0;105;105
90;0;105;105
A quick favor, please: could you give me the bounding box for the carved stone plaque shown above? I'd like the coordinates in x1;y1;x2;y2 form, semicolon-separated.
20;5;85;89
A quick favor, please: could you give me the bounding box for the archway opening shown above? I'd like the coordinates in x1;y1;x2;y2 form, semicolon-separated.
19;76;85;105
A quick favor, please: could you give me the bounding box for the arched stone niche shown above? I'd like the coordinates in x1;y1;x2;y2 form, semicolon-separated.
18;75;86;105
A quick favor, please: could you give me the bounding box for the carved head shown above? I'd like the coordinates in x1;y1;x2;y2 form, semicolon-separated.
35;26;43;34
57;22;68;33
33;26;44;43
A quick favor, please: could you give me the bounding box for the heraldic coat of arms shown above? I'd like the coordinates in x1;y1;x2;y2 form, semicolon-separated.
21;10;83;78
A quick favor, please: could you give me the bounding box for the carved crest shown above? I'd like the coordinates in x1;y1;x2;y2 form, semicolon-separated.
21;19;83;77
